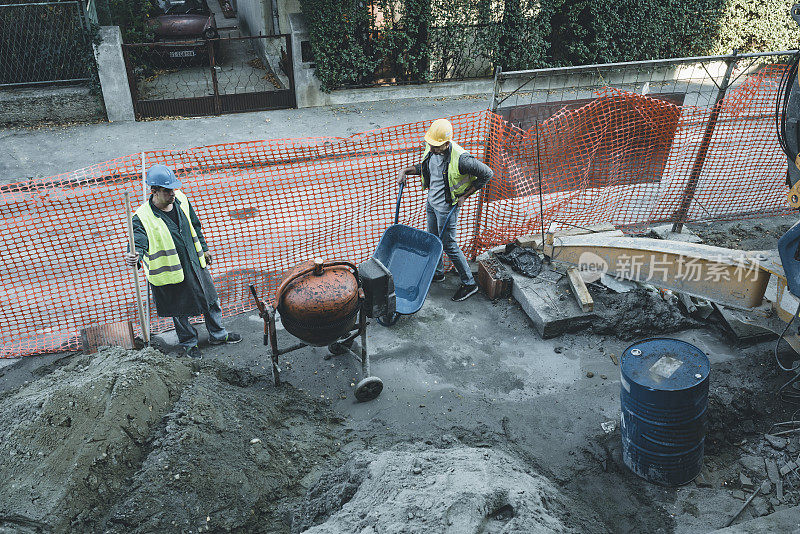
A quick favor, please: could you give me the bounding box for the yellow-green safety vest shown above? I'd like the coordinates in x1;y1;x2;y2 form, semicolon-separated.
421;141;476;204
135;190;206;286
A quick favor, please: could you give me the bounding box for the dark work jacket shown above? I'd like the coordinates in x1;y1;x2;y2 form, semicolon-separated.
412;145;494;207
131;195;218;317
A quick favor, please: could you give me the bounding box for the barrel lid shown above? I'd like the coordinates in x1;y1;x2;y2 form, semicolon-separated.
621;338;709;391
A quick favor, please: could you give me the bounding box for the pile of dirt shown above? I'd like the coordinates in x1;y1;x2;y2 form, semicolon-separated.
705;346;792;455
688;217;794;251
292;445;606;534
0;347;347;533
592;287;701;340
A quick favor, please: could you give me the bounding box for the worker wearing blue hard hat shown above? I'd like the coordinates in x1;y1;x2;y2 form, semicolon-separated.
123;164;241;358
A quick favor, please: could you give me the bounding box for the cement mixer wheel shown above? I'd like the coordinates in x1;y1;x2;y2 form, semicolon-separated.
354;376;383;402
327;338;354;356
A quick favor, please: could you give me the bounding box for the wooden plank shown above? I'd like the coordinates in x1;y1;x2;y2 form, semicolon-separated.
567;267;594;312
550;235;770;309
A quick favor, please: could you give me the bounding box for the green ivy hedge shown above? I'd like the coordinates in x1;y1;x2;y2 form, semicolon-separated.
301;0;800;91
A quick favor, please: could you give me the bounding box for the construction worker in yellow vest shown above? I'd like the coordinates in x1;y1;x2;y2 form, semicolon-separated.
396;118;494;301
123;165;241;359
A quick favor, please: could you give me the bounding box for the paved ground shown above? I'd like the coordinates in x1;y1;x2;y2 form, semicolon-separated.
0;95;489;183
1;272;792;532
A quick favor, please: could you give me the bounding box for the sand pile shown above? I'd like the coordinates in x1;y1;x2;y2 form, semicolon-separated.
293;445;606;534
0;347;346;533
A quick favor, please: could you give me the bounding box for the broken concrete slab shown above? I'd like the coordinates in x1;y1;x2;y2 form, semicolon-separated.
648;223;703;243
714;305;779;343
509;270;596;338
740;455;767;475
765;434;788;450
600;273;637;293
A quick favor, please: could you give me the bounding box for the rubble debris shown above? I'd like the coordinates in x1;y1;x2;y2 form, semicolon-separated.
586;371;595;378
600;273;636;293
495;244;543;278
714;305;778;343
592;287;701;340
695;467;716;488
779;460;797;477
740;473;754;490
764;434;788;450
601;421;617;434
647;224;703;243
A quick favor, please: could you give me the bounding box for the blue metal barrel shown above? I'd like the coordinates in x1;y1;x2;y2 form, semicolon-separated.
620;337;710;486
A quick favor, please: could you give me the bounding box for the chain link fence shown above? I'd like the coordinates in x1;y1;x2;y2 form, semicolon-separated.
0;0;94;87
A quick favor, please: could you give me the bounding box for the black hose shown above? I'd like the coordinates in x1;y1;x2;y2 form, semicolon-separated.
775;302;800;405
776;51;800;160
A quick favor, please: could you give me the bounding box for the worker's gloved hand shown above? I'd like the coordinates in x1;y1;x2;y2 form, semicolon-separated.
457;195;467;207
204;251;212;266
396;170;407;185
124;252;139;268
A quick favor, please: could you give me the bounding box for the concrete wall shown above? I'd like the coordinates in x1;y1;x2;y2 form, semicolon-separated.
277;0;299;34
236;0;272;36
0;85;105;126
93;26;135;122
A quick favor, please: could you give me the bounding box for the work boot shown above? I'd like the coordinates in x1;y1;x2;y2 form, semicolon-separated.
210;332;242;345
186;346;203;359
432;272;446;283
452;283;479;302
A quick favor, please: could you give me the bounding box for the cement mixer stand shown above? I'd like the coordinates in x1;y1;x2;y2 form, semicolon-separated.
249;285;384;402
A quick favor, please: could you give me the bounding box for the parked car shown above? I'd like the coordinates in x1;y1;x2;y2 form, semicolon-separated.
148;0;219;62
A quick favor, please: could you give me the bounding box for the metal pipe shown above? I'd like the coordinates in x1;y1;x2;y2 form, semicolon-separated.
671;51;739;233
499;51;797;79
0;78;91;88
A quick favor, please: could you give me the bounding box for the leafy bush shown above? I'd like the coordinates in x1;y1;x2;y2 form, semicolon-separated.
301;0;800;91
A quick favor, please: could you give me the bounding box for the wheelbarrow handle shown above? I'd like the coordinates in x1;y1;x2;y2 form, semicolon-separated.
439;205;458;240
397;181;458;239
395;181;405;225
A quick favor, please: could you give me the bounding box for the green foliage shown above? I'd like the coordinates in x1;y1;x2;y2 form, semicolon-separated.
544;0;725;66
301;0;800;91
709;0;800;54
103;0;157;43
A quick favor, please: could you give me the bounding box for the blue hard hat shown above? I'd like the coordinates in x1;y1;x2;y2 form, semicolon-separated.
146;164;182;189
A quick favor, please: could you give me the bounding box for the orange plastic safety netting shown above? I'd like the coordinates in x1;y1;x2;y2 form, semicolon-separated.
479;65;791;249
0;65;791;357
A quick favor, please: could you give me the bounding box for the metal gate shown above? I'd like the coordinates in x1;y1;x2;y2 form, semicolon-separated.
122;34;296;119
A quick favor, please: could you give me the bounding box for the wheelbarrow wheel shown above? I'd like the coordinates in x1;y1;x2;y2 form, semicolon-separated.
327;338;354;356
377;312;400;327
354;376;383;402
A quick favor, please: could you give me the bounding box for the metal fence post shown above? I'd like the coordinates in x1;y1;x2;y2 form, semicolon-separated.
489;66;502;112
208;39;222;115
671;51;739;233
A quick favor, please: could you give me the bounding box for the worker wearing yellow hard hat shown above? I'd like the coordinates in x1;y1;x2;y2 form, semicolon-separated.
397;118;494;301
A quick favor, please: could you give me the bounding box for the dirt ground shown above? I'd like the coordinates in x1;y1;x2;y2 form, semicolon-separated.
2;218;800;533
686;214;796;251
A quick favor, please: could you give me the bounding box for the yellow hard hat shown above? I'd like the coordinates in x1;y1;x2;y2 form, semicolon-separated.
424;118;453;147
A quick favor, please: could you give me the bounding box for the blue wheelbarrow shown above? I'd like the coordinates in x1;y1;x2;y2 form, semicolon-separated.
374;182;456;326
